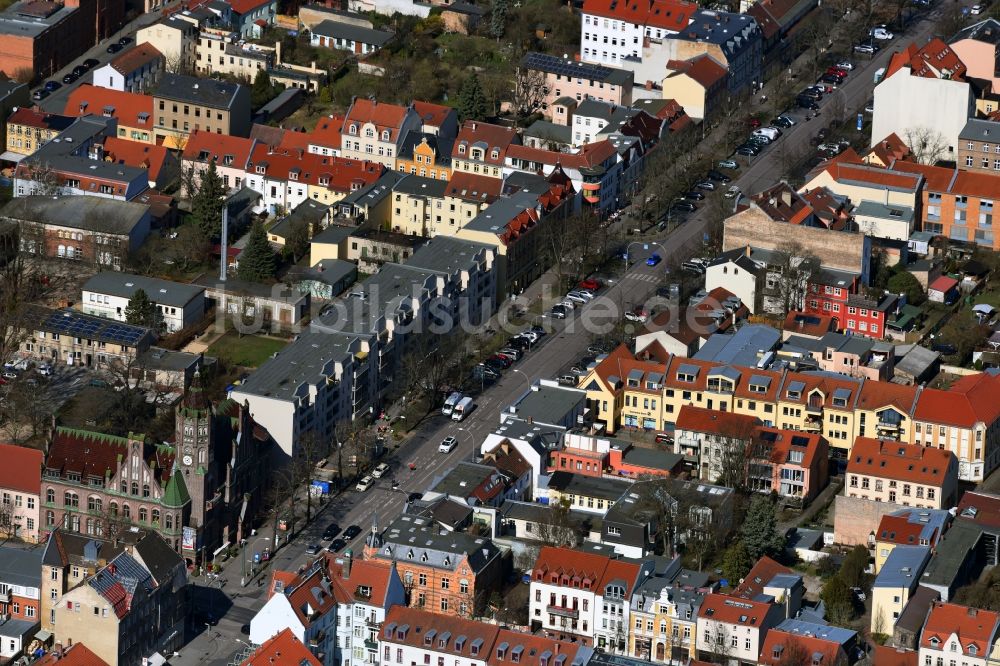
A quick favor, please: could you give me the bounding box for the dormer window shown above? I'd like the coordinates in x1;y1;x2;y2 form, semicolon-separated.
256;165;266;174
365;127;374;138
349;124;358;135
491;148;499;160
458;144;466;154
382;130;391;141
289;170;298;181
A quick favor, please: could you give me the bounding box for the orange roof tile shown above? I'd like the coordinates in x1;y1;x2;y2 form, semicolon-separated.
33;642;110;666
734;556;793;599
699;593;773;626
867;132;912;165
310;114;345;151
241;628;321;666
957;490;1000;529
783;311;837;337
181;129;256;168
920;602;1000;657
754;426;823;471
675;405;759;437
855;380;919;414
383;606;501;657
871;645;918;666
875;513;939;546
759;630;846;665
6;107;74;131
454;120;519;166
445;171;502;203
228;0;272;14
63;84;154;129
533;546;612;588
0;443;42;496
109;42;163;75
247;143;384;192
914;372;1000;427
328;556;397;606
102;137;172;182
344;98;410;142
412;101;455;129
583;0;697;31
666;54;727;87
818;160;922;192
885;38;967;81
847;437;954;487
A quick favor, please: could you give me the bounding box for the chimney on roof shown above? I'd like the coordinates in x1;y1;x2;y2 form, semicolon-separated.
471;121;477;130
969;607;978;617
343;549;352;579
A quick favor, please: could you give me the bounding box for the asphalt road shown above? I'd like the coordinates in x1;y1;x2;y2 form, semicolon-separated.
171;12;956;665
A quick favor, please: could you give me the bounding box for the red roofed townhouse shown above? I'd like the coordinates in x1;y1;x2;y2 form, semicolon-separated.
747;426;829;502
912;372;1000;481
801;268;861;331
872;645;918;666
244;141;384;214
241;628;321;666
580;0;697;65
32;642;111;666
529;546;648;649
381;606;592;666
918;602;1000;666
673;406;759;478
100;136;179;190
307;113;345;156
341;98;421;168
63;84;156;144
452;120;520;180
92;42;165;94
845;437;958;509
0;443;43;542
661;55;728;121
251;551;404;666
872;38;973;160
864;132;913;167
758;627;848;665
695;593;783;663
5;107;75;158
180;129;257;196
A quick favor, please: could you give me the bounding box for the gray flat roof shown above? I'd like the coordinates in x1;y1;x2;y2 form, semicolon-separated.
393;174;448;198
406;236;493;276
0;546;42;588
311;223;355;245
82;272;204;308
0;0;76;38
23;116;149;185
153;73;243;109
137;347;202;372
854;200;915;223
1;195;149;236
311;19;394;46
507;384;584;424
621;446;683;471
522;120;573;144
192;274;308;304
431;462;497;497
548;470;632;501
873;545;930;589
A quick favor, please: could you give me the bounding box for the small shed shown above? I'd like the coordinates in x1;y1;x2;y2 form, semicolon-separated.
927;275;958;304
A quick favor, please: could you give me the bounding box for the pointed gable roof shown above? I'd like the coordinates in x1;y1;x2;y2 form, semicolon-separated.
920;602;1000;656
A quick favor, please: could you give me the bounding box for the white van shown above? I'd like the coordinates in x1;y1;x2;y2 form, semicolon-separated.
441;392;463;416
451;397;475;422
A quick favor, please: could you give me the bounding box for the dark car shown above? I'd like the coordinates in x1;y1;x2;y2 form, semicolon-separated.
684;190;705;200
931;342;957;355
799;88;822;100
43;80;61;92
484;358;507;372
820;73;843;85
72;65;88;76
772;116;794;128
106;43;123;54
488;354;513;368
672;200;697;212
62;72;79;84
408;492;423;502
305;543;321;555
707;169;731;183
736;144;759;156
83;58;100;69
343;525;363;539
327;538;347;552
797;97;820;110
119;36;132;46
322;523;341;540
32;89;49;101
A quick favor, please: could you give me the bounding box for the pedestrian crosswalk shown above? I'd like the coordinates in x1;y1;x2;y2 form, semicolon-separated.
623;273;663;284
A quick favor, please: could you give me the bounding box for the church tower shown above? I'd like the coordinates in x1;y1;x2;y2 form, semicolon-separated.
175;373;216;556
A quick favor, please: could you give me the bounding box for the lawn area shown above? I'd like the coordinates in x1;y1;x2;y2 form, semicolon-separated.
207;332;289;368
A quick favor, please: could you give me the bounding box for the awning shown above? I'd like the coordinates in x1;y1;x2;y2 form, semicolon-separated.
35;630;53;643
0;150;26;163
255;18;267;26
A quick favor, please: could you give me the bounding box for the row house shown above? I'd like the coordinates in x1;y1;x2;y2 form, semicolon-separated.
93;42;165;94
870;545;930;636
919;602;1000;666
451;121;520;180
748;426;828;501
695;594;783;664
628;570;707;664
504;140;623;213
55;540;187;666
845;437;957;509
243;142;384;214
17;305;153;368
520;52;634;113
957;118;1000;175
251;551;404;666
4;108;74;158
196;27;272;80
180;130;257;196
151;72;252;149
0;444;43;543
873;508;951;573
396;133;453;181
579;0;697;66
63;84;156;144
364;514;502;618
341;98;422;168
0;546;41;624
528;546;648;649
380;607;592;666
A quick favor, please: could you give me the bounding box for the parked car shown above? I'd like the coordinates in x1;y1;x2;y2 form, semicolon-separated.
826;66;849;77
718;159;739;169
344;525;362;539
817;142;844;153
83;58;99;69
723;185;741;199
557;375;577;386
565;292;589;304
625;309;649;323
864;100;875;113
854;43;876;54
37;363;53;376
753;127;780;141
32;89;49;101
672;200;697;212
43;80;61;92
579;278;602;291
322;523;341;540
106;42;123;53
118;36;132;45
797;97;820;110
736;144;760;156
355;475;374;492
971;3;985;12
685;190;705;200
799;88;822;100
548;307;567;319
820;73;842;86
327;538;347;552
646;253;662;266
62;72;79;84
835;60;855;70
439;436;458;453
72;65;88;76
747;117;762;129
870;26;893;40
772;115;795;128
498;346;523;360
372;462;390;479
305;543;321;555
695;180;716;191
707;169;732;182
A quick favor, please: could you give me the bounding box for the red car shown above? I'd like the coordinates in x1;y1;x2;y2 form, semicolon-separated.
579;278;602;291
826;66;849;77
747;117;762;129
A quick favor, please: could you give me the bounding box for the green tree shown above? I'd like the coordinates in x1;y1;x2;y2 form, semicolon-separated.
821;575;855;624
251;69;278;109
887;270;925;305
721;541;754;584
457;74;488;122
190;159;226;241
839;545;870;589
489;0;508;39
238;221;277;282
740;495;785;560
124;288;156;328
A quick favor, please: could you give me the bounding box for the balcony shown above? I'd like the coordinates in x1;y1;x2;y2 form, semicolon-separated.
802;416;822;431
364;639;378;650
0;590;9;603
546;604;580;619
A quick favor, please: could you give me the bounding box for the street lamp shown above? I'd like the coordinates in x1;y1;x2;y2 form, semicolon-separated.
663;197;686;232
243;536;270;586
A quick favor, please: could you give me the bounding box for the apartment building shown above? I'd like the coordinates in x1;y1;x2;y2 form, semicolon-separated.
873;508;950;573
845;437;957;509
579;0;697;66
136;14;200;73
957;118;1000;175
340;98;420;167
0;546;41;623
0;444;42;543
62;85;156;144
451;121;520;179
92;43;164;93
180;130;256;196
196;27;272;79
695;594;783;664
17;306;153;368
918;602;1000;666
395;133;452;181
4;108;74;158
628;575;705;664
81;272;206;333
389;175;449;235
870;545;930;636
520;52;633;113
151;73;251;148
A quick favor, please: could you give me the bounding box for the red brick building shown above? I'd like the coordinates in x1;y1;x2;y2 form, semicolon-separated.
0;0;125;81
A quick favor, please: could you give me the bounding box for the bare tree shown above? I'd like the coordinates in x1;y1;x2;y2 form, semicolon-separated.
335;419;379;480
764;241;820;318
399;332;466;414
0;495;19;542
903;127;949;165
534;497;578;547
511;67;547;122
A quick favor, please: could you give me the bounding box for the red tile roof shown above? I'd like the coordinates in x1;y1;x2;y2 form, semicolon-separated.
956;490;1000;529
182;129;256;168
759;629;846;665
445;171;502;203
383;605;501;657
753;427;823;471
847;437;954;487
412;101;455;130
228;0;273;15
871;645;918;666
33;642;110;666
855;380;919;414
533;546;643;597
7;107;73;131
0;443;43;496
928;275;959;293
920;602;1000;657
867;132;912;165
310;114;345;151
247;143;384;192
699;593;773;626
102;137;172;182
109;42;163;75
884;39;967;81
63;85;154;130
241;628;321;666
454;120;519;166
733;556;793;599
344;98;410;142
914;372;1000;427
328;556;397;606
666;54;727;88
816;160;923;192
783;311;837;337
675;406;759;437
506;140;617;170
582;0;697;31
46;428;176;487
875;513;939;546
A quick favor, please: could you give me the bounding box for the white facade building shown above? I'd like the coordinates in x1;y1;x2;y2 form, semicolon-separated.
695;594;782;664
81;272;205;334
